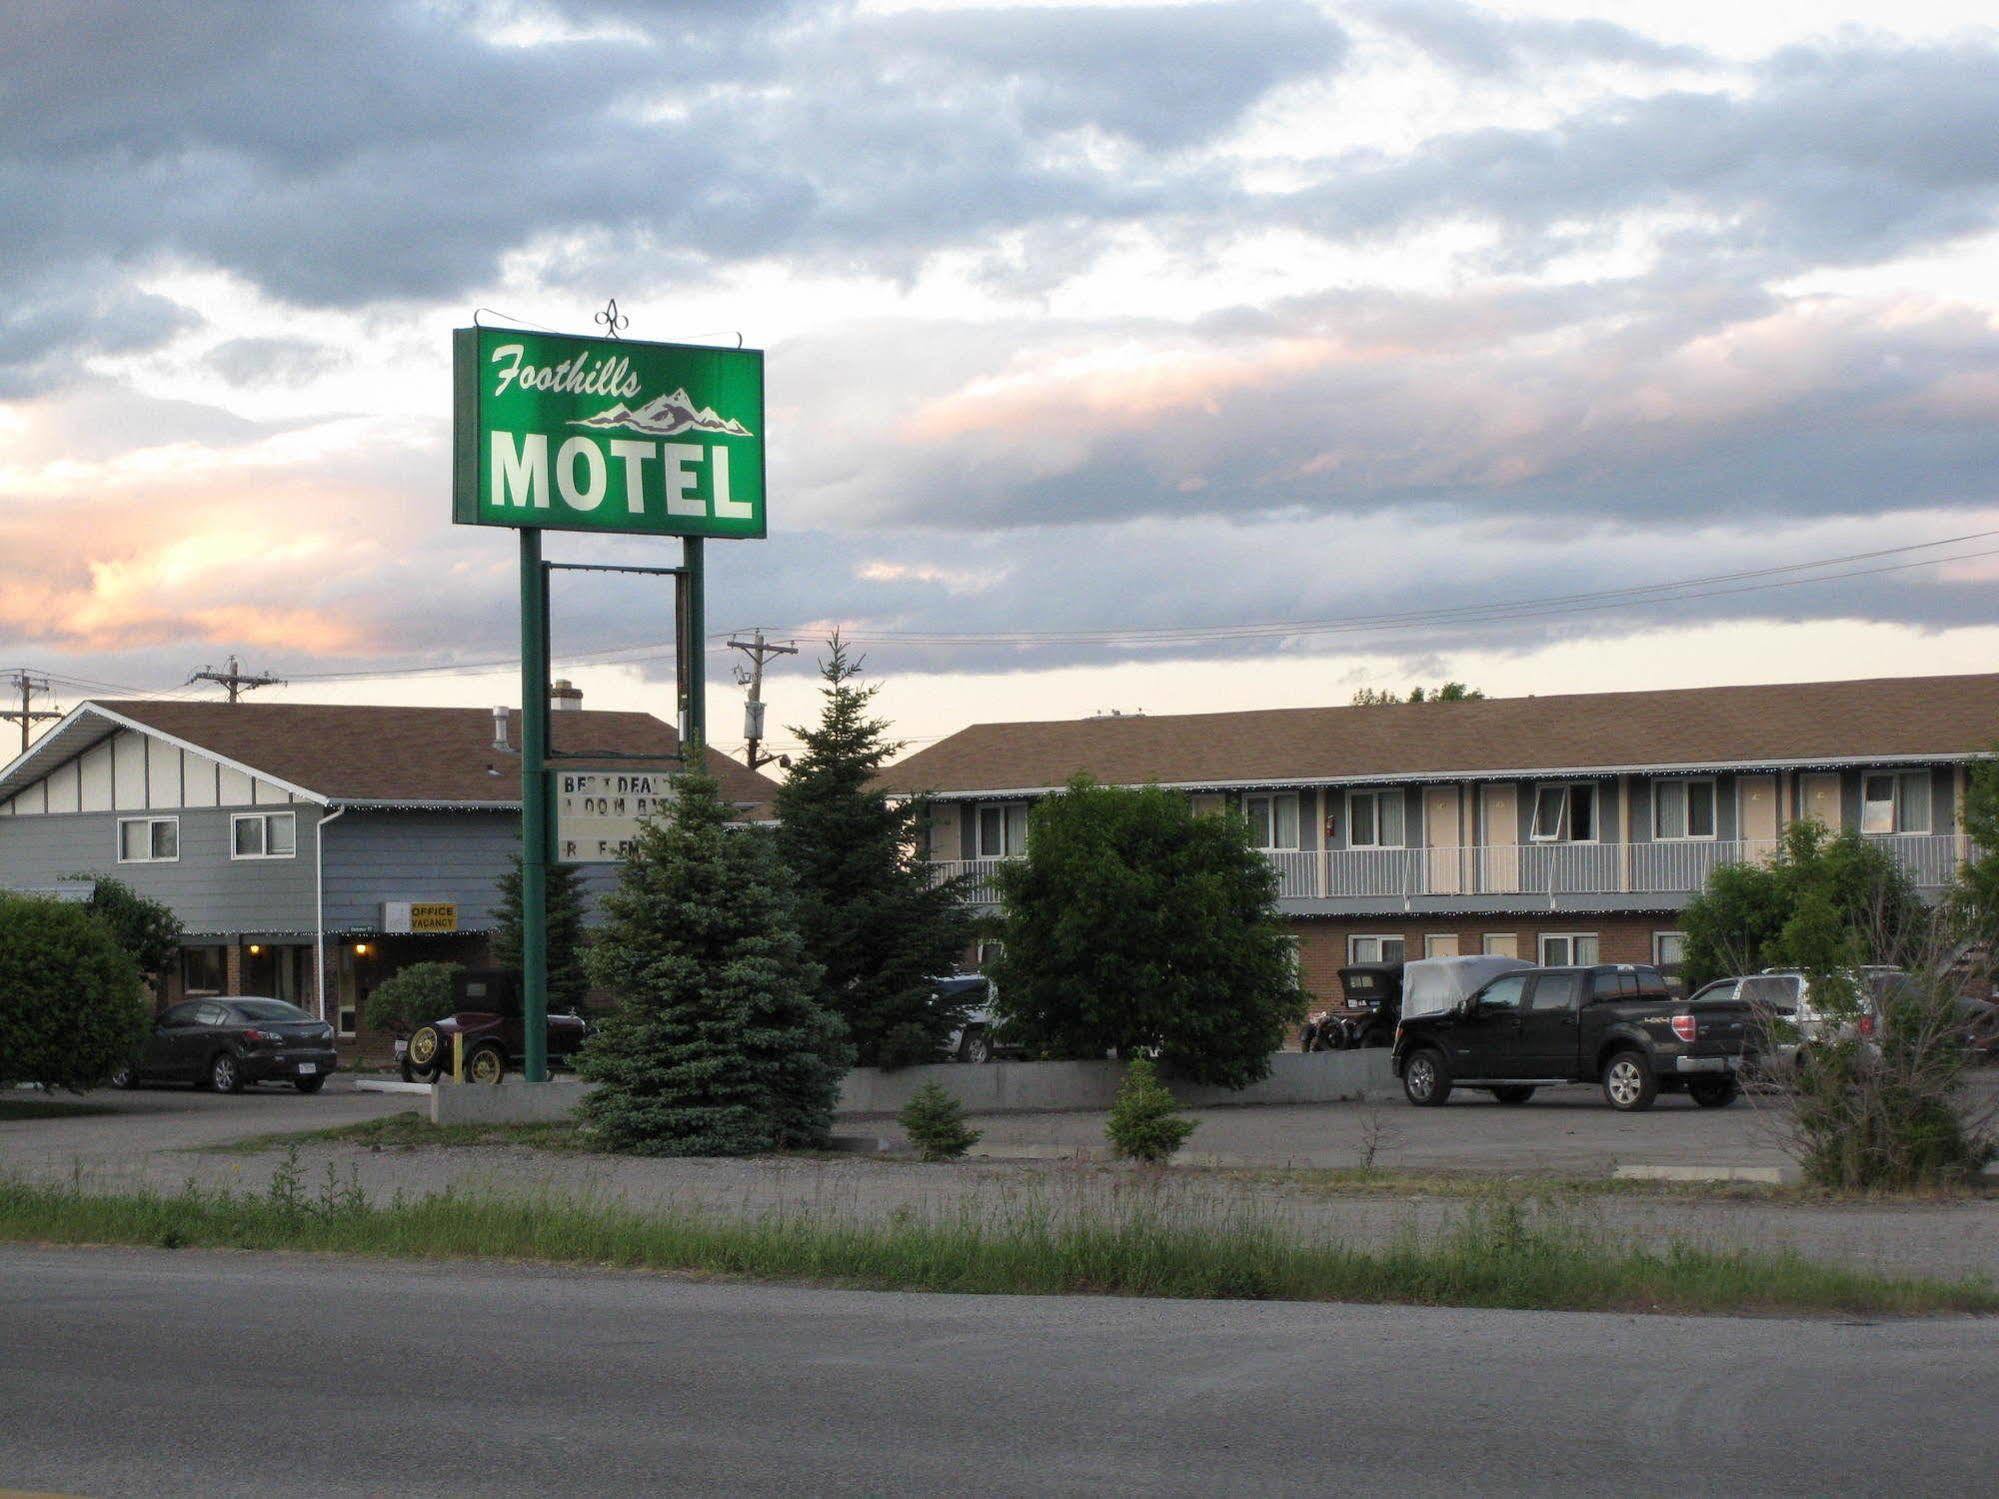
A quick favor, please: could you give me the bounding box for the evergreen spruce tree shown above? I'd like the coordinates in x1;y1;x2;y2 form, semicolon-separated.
576;765;850;1155
774;636;976;1067
491;855;589;1012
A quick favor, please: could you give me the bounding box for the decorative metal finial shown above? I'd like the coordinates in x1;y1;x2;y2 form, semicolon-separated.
594;298;629;339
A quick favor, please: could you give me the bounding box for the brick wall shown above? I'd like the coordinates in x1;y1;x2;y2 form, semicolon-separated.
1290;913;1677;1006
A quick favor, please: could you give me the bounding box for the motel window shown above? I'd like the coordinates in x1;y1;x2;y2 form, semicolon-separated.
117;816;178;863
1348;789;1406;848
976;802;1029;858
1653;932;1687;968
1531;784;1597;843
1653;779;1716;841
1539;933;1600;966
231;811;298;860
1245;793;1300;850
1349;934;1407;965
179;946;226;997
1861;772;1932;835
1482;933;1519;958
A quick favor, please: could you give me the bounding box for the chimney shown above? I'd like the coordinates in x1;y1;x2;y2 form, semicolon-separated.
550;679;583;712
492;705;510;752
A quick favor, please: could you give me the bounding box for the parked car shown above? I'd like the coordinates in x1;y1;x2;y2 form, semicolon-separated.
1304;963;1403;1051
1711;968;1907;1078
399;968;590;1084
936;974;1009;1063
112;997;338;1094
1391;963;1757;1111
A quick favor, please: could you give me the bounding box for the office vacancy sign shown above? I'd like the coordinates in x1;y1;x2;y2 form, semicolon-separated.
453;326;765;539
552;770;674;863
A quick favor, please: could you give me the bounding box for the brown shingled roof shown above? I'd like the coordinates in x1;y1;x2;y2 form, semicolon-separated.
877;673;1999;795
96;701;780;814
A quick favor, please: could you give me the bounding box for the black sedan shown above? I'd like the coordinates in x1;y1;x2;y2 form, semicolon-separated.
112;998;339;1094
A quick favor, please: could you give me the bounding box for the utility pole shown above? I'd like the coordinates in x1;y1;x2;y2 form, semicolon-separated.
187;654;283;703
2;672;61;756
727;628;798;770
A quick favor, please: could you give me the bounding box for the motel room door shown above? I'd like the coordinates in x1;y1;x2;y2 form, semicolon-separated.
1480;784;1519;894
1424;787;1462;894
1801;772;1842;830
1739;775;1778;862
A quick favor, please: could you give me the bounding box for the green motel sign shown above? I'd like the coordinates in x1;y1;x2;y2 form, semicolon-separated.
453;326;765;538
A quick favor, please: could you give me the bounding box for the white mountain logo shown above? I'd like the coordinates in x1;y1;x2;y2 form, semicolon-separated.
570;388;754;439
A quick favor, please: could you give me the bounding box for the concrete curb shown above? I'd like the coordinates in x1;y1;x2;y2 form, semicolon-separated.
1613;1164;1796;1185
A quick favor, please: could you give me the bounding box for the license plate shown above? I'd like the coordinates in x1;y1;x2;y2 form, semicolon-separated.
297;1062;318;1075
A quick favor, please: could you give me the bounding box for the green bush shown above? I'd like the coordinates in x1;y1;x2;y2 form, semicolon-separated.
362;961;463;1036
1106;1058;1197;1164
990;777;1304;1089
68;875;182;991
898;1081;981;1162
0;893;149;1091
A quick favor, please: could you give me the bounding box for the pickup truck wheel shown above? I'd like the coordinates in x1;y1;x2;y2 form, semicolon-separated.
1601;1051;1658;1112
1402;1050;1452;1107
1491;1086;1535;1105
959;1028;993;1064
1688;1078;1739;1108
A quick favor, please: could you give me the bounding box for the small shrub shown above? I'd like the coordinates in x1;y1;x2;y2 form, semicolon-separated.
1106;1058;1197;1164
362;961;464;1036
898;1081;981;1161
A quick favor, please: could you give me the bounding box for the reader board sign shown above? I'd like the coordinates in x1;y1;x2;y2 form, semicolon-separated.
452;326;765;539
553;770;674;863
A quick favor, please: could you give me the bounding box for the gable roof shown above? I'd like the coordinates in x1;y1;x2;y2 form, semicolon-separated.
0;700;781;815
876;672;1999;797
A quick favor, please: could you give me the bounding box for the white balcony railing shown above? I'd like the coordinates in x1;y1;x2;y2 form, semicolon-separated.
929;833;1972;905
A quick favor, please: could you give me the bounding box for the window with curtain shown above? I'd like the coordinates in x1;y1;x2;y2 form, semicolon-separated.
1348;789;1405;847
1244;792;1300;849
1653;779;1716;840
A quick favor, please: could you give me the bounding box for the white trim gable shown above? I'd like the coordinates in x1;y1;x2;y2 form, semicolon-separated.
0;703;329;814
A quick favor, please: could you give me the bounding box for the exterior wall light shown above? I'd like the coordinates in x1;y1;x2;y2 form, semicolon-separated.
353;943;371;957
248;944;263;955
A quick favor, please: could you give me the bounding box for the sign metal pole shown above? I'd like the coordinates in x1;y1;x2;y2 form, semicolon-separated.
683;536;705;754
520;527;550;1084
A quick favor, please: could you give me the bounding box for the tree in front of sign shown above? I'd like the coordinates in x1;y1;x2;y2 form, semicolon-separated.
774;636;976;1068
491;856;589;1013
576;766;850;1155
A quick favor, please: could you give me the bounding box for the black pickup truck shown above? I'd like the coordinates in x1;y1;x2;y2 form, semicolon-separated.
1391;963;1756;1111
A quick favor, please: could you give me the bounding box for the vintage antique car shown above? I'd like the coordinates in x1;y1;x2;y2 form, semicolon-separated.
398;968;590;1084
1302;962;1406;1051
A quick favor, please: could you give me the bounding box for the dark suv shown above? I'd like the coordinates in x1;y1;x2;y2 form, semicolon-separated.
1391;963;1756;1111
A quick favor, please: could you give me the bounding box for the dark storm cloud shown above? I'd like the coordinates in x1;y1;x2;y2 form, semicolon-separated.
0;0;1339;332
1361;0;1705;76
205;337;348;387
1285;39;1999;272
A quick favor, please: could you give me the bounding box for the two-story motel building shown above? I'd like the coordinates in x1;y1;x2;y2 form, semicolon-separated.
877;672;1998;1003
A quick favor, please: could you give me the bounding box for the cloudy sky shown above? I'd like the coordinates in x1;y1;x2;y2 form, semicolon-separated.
5;0;1999;760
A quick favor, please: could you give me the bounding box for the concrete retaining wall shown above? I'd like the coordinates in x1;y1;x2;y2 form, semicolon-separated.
428;1050;1398;1126
834;1049;1397;1118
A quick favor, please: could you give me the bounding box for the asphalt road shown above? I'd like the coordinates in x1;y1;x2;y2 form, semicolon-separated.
2;1247;1994;1498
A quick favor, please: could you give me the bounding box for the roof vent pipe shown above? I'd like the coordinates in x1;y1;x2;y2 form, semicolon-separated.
492;705;511;752
551;679;583;712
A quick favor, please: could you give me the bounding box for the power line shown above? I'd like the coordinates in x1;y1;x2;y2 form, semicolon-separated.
749;527;1999;648
15;526;1999;696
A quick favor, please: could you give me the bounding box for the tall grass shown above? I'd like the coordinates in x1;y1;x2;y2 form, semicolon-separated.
0;1161;1989;1316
